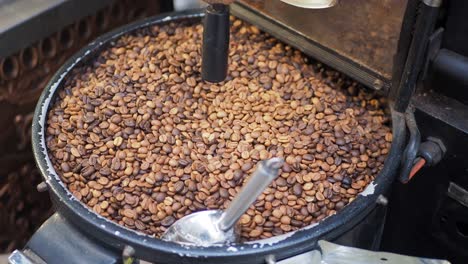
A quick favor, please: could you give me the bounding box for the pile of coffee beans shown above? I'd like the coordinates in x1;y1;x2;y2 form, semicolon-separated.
0;163;53;252
45;18;392;241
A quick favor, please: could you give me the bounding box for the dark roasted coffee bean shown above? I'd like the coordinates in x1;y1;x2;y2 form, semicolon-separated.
292;183;303;196
161;216;175;227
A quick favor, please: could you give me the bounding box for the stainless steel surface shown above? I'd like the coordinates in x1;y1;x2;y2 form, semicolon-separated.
269;241;450;264
423;0;443;7
7;250;46;264
237;0;407;83
7;251;32;264
161;210;235;246
162;158;284;246
173;0;206;10
317;240;450;264
279;0;337;9
275;250;321;263
447;182;468;208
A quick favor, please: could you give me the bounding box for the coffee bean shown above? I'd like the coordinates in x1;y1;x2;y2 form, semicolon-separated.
292;183;302;196
46;18;391;242
276;177;287;187
336;138;346;146
61;162;70;172
161;216;175;227
178;159;190;167
342;176;352;186
240;214;251;225
174;181;184;193
98;177;109;185
272;209;283;218
81;166;95;178
122;208;136;219
70;147;80;157
155;192;165;203
249;229;262;238
135;220;146;230
241;163;253;172
291;219;303;227
280;215;291;225
113;137;123;147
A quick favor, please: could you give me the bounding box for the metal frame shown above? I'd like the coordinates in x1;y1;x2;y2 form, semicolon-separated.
230;2;391;92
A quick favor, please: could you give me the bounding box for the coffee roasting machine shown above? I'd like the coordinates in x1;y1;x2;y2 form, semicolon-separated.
1;0;468;263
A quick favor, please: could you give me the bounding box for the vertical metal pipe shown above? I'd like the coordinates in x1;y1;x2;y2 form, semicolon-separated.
392;1;442;112
201;4;230;83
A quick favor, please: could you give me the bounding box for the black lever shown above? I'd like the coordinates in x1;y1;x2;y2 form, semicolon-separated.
201;4;230;83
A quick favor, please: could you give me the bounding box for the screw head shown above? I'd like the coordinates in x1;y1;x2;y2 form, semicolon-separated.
373;79;384;90
123;245;135;257
376;194;388;206
37;182;48;192
265;254;276;264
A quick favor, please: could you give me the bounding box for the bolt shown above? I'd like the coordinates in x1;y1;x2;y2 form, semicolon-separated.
123;245;135;257
123;245;136;264
265;254;276;264
427;137;447;154
37;182;48;192
373;79;384;90
376;194;388;206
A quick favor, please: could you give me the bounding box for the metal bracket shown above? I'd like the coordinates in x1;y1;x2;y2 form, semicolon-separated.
422;28;444;80
123;246;136;264
21;213;120;264
447;182;468;209
8;249;46;264
269;240;450;264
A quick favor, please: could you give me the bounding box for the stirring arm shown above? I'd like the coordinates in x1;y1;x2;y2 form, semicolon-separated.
217;157;284;231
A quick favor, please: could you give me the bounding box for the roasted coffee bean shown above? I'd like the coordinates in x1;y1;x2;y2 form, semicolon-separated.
81;166;95;178
46;18;391;242
174;181;184;193
161;216;176;227
342;176;352;186
292;183;303;196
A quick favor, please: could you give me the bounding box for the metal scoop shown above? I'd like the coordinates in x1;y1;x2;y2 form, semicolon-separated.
162;157;284;246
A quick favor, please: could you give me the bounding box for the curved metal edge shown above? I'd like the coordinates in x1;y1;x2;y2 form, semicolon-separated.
230;2;391;93
31;9;405;264
423;0;443;8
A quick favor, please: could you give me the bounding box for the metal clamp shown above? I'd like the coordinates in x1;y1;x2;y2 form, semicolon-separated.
447;182;468;209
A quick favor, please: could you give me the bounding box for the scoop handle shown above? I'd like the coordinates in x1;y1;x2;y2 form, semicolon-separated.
217;157;284;231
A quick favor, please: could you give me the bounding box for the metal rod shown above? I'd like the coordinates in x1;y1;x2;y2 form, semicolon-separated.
392;1;441;112
201;4;230;83
217;158;284;231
